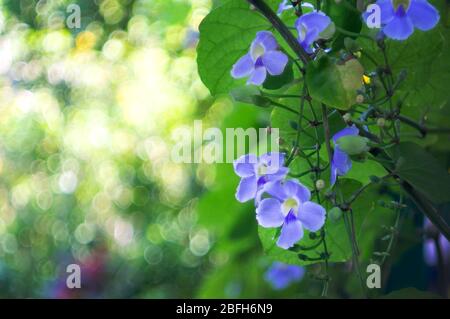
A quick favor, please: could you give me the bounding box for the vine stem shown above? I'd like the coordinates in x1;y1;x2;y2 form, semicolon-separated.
343;209;367;297
380;194;403;266
335;26;374;41
397;114;450;137
321;104;333;163
286;84;308;166
247;0;311;64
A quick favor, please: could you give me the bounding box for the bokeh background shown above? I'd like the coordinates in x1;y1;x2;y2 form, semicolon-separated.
0;0;447;298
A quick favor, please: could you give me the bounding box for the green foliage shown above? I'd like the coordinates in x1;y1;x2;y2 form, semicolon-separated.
230;86;272;107
306;56;364;110
263;61;295;90
324;0;362;51
389;142;450;204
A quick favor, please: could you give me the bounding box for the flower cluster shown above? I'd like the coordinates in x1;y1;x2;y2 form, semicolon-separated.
232;1;441;86
233;152;326;249
231;9;334;84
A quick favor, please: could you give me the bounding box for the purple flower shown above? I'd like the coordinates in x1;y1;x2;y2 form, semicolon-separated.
363;0;440;40
264;262;305;289
423;218;450;266
295;11;333;53
231;31;289;85
277;0;294;15
233;152;288;203
330;125;359;186
256;179;326;249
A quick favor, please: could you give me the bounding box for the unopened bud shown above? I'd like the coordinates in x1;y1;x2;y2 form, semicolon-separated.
377;118;386;127
315;179;325;190
336;135;370;155
356;94;365;103
329;207;343;222
343;113;352;123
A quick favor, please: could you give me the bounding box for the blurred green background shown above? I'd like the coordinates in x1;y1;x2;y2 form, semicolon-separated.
0;0;446;298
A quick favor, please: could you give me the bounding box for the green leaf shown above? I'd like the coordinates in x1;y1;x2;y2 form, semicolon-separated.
230;86;271;107
306;56;364;110
389;142;450;204
262;60;294;90
324;0;362;51
197;0;271;95
345;158;387;186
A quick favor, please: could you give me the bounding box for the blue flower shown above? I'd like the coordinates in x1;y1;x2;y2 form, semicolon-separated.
330;125;359;186
233;152;288;203
277;0;294;15
423;218;450;266
231;31;289;85
295;11;334;53
363;0;440;40
264;262;305;289
256;179;326;249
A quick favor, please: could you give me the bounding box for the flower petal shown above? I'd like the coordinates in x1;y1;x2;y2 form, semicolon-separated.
256;198;285;227
253;31;278;52
247;66;267;85
235;175;257;202
295;12;331;35
282;180;310;202
231;53;254;79
383;11;414;40
265;167;289;182
264;180;289;201
330;164;338;186
407;0;440;31
262;51;288;76
332;125;359;143
277;0;293;15
330;146;352;186
259;152;286;170
363;0;395;25
333;146;352;175
264;262;305;290
277;214;304;249
233;154;257;177
298;201;326;232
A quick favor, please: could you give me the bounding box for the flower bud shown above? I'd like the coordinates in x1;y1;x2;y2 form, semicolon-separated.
343;113;352;123
356;94;364;103
315;179;325;190
329;207;343;222
377;118;386;127
336;135;370;155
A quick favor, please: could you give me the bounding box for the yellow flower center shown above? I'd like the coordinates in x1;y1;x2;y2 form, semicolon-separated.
392;0;410;11
282;198;299;215
251;43;265;60
257;163;268;176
